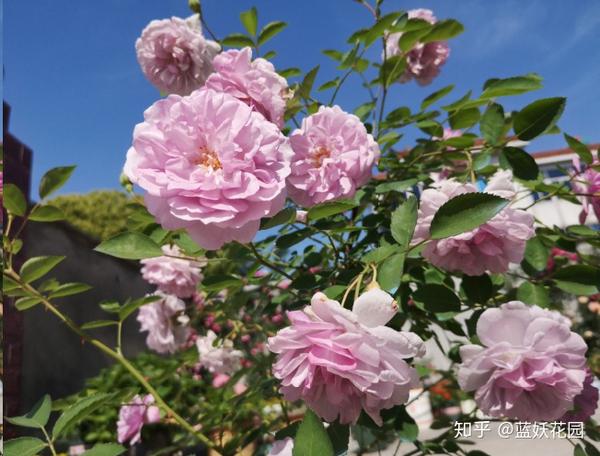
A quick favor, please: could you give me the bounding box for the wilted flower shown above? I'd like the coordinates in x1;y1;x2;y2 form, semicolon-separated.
136;16;220;95
560;369;599;423
572;152;600;223
124;88;292;250
413;170;535;276
385;9;450;86
286;106;380;207
117;394;161;445
268;290;425;425
458;301;588;421
206;47;289;128
137;291;191;354
140;244;203;298
268;437;294;456
196;330;244;375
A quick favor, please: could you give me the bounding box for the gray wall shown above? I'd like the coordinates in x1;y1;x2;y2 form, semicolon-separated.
20;221;153;411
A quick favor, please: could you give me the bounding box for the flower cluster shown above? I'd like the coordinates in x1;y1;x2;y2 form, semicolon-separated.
196;329;244;375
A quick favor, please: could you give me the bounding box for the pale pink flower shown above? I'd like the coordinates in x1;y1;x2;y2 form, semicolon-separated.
140;244;203;298
458;301;588;421
561;369;599;423
124;88;292;250
295;210;308;223
206;47;289;128
268;290;425;425
268;437;294;456
212;373;231;388
572;152;600;223
385;9;450;86
136;16;219;96
413;170;535;276
117;394;161;445
233;377;248;395
287;106;380;207
196;330;244;375
137;291;191;354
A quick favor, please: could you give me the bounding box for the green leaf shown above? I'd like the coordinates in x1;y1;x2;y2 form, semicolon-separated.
276;228;311;249
49;282;92;298
39;165;76;199
462;274;493;303
29;204;65;222
221;33;255;48
480;103;505;145
365;12;401;46
421;84;454;110
429;193;510;239
399;23;432;52
261;207;296;229
20;255;65;283
202;274;243;291
82;443;126;456
564;133;593;165
553;265;600;295
413;284;461;313
15;296;43;310
4;437;47;456
449;107;480;129
354;101;376;120
523;237;549;271
119;295;161;321
422;19;464;42
517;282;550;307
258;21;287;46
53;393;113;438
375;179;417;193
513;97;566;140
380;54;408;86
391;196;418;249
362;243;402;264
6;395;52;428
4;183;27;216
378;253;405;292
293;409;334;456
481;73;543;99
81;320;118;330
298;65;319;99
501;147;539;180
573;444;587;456
307;199;357;222
327;422;350;456
323;285;346;299
240;7;258;36
279;67;302;78
322;49;344;61
95;232;163;260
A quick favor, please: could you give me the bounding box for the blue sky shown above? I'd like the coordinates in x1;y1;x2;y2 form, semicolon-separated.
4;0;600;196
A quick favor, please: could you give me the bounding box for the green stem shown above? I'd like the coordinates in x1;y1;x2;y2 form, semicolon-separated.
248;242;293;280
41;426;58;456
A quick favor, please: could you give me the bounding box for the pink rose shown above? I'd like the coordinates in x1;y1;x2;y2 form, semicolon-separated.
413;170;535;276
206;47;289;128
137;291;191;354
287;106;380;207
268;437;294;456
124;88;292;250
572;152;600;223
385;9;450;86
196;330;244;375
140;244;203;298
458;301;588;421
212;373;231;388
136;16;220;95
117;394;161;445
268;290;425;425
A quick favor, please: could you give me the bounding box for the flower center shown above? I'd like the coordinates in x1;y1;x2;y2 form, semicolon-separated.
195;147;222;170
311;146;331;167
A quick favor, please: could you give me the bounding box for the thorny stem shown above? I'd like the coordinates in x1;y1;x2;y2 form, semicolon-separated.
4;268;217;452
248;242;294;280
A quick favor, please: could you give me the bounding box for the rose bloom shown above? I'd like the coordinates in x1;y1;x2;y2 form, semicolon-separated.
136;15;220;95
413;170;535;276
572;152;600;223
560;369;599;423
385;9;450;86
206;47;289;128
117;394;161;445
268;437;294;456
124;88;292;250
196;330;244;375
268;289;425;425
458;301;588;421
286;106;380;207
140;244;203;298
137;291;191;354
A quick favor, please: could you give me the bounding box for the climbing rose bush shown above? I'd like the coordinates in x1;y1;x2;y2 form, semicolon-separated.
4;2;599;456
